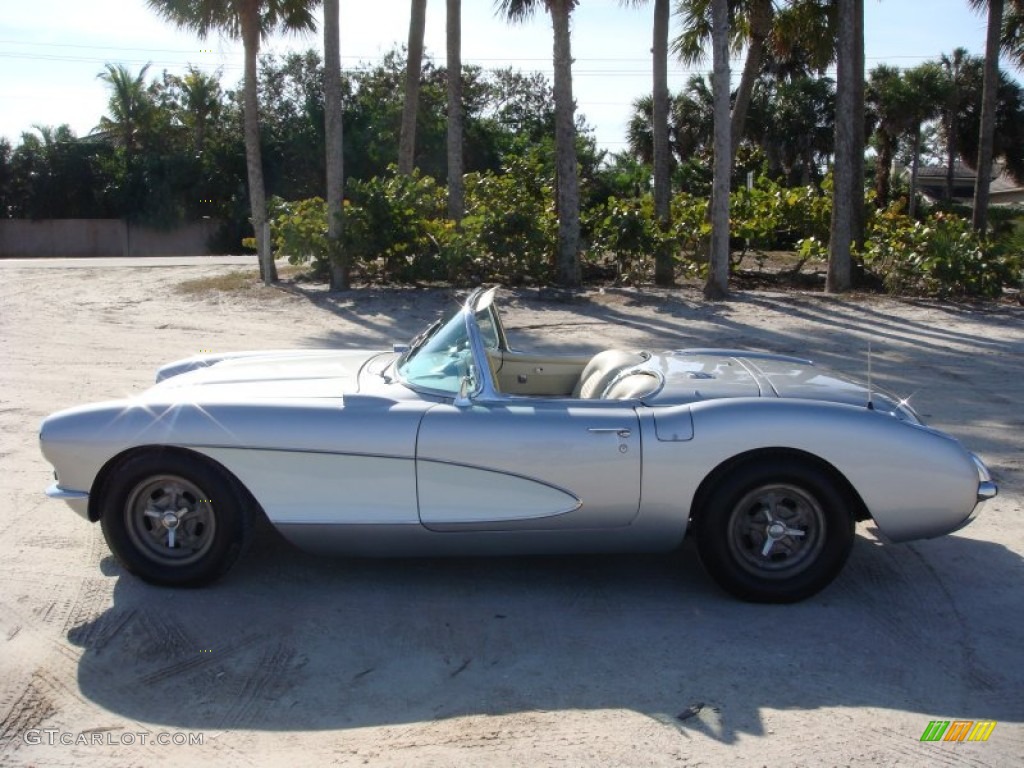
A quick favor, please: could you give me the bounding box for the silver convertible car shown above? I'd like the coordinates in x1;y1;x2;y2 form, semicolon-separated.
40;287;997;602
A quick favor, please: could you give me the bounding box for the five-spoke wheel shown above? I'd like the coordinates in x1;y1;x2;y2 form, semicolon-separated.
696;459;854;603
125;474;217;567
100;452;251;587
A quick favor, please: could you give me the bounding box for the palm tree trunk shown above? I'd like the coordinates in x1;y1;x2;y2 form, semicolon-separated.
324;0;348;290
550;0;581;287
240;8;275;285
874;138;893;208
852;0;866;250
399;0;428;175
973;0;1003;233
705;0;730;300
447;0;464;222
828;0;855;293
945;111;957;203
652;0;673;286
909;126;922;218
730;0;772;159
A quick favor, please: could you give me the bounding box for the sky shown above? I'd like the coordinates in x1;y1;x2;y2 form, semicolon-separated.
1;0;1017;153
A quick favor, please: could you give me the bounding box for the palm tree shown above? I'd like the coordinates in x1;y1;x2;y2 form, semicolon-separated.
675;0;774;160
626;75;716;167
749;75;835;184
851;0;865;250
447;0;465;221
673;75;716;159
95;63;156;159
945;54;1024;185
970;0;1005;233
866;64;910;208
323;0;347;290
496;0;581;287
176;65;222;153
1004;1;1024;66
399;0;428;175
940;48;970;203
146;0;317;285
902;62;948;217
705;0;730;299
970;0;1019;231
827;0;855;293
624;0;674;285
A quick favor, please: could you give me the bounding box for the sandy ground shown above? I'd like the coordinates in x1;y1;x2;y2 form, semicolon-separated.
1;259;1022;767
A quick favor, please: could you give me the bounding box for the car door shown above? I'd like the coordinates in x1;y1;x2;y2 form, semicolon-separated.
416;400;641;531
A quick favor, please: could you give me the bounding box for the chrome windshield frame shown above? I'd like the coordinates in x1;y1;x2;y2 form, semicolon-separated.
393;287;504;403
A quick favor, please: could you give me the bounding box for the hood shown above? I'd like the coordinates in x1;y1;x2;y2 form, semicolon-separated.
642;349;912;418
148;349;386;401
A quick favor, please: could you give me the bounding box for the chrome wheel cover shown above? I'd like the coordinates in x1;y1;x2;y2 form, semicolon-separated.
124;474;216;566
727;483;826;580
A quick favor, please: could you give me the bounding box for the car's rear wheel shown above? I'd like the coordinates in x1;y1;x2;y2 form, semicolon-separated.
100;452;251;587
695;459;854;603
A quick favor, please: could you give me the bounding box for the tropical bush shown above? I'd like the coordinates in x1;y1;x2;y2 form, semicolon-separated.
340;168;448;282
268;158;558;286
862;208;1017;298
268;196;329;267
730;176;832;269
264;161;1020;298
453;153;558;285
585;192;710;284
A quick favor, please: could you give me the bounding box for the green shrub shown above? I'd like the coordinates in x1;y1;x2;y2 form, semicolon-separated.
269;195;330;268
731;176;832;267
341;167;448;283
584;192;708;284
454;154;558;285
863;209;1015;298
262;163;1017;298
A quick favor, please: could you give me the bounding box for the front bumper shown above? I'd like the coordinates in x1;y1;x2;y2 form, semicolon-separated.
46;483;90;519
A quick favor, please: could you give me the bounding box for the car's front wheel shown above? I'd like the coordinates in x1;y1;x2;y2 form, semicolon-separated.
99;451;251;587
695;459;855;603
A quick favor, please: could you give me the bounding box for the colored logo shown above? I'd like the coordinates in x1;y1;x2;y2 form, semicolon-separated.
920;720;996;742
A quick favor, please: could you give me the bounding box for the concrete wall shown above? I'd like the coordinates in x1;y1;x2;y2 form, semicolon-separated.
0;219;223;258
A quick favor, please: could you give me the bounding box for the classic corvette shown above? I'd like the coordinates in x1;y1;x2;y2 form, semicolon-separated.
40;287;997;602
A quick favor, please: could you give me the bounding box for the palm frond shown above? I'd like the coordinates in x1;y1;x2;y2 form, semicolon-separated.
495;0;541;23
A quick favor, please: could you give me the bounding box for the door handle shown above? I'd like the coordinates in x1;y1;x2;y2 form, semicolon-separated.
587;427;632;438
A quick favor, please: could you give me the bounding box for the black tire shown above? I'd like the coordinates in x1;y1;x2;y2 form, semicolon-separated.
99;451;251;587
695;459;854;603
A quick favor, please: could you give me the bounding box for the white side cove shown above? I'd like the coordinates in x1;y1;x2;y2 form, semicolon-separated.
193;447;419;525
418;461;581;524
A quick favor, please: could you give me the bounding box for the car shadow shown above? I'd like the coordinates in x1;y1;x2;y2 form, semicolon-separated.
68;522;1024;740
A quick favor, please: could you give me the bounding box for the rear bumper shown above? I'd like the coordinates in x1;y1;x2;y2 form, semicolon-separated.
973;454;998;502
947;454;998;537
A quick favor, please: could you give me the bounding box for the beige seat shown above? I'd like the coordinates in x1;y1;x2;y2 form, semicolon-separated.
603;371;662;400
573;350;648;399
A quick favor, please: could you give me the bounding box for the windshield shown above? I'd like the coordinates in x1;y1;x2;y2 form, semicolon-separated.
395;293;506;396
396;306;475;395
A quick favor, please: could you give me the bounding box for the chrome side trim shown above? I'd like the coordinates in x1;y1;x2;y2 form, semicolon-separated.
416;456;583;511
